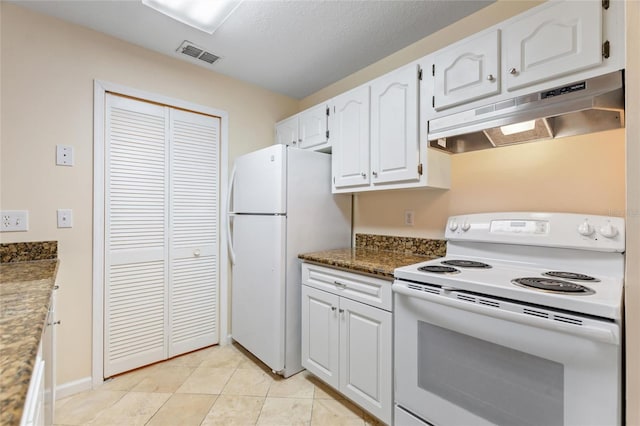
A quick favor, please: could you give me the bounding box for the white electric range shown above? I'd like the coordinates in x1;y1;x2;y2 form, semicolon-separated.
393;212;625;426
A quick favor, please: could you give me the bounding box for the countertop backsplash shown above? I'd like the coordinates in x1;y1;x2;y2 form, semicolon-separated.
355;233;446;258
0;241;58;263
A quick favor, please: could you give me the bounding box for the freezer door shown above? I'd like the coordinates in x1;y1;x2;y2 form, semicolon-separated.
231;214;287;371
232;145;286;214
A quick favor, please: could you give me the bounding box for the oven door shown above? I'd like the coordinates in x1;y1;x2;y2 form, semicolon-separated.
393;280;621;426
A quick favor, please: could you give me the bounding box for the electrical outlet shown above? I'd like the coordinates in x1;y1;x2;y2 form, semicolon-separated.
56;145;74;166
1;210;29;232
57;209;73;228
404;210;414;226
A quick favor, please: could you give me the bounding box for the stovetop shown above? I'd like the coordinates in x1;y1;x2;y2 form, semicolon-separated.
395;255;623;320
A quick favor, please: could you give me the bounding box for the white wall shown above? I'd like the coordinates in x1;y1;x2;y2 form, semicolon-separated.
0;3;298;386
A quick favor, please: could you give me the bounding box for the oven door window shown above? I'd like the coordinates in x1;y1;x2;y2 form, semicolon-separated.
418;321;564;426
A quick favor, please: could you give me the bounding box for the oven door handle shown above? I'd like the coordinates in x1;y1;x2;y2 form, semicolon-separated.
393;284;619;345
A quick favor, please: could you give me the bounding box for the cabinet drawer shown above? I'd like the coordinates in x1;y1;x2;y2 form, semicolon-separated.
302;263;392;311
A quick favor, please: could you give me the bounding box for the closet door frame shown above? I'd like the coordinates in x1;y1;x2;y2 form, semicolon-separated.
92;80;229;387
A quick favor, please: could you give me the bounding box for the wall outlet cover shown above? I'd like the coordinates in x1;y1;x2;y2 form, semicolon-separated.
1;210;29;232
56;145;74;166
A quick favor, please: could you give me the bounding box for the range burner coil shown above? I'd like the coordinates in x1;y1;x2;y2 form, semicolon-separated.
512;277;595;295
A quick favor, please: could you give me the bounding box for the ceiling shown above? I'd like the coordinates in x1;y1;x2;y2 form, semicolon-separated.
11;0;494;99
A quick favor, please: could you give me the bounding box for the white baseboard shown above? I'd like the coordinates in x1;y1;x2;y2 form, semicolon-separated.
219;334;233;345
56;376;92;399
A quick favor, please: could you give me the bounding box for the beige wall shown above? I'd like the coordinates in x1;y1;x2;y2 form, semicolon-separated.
356;130;625;239
0;3;298;386
625;1;640;425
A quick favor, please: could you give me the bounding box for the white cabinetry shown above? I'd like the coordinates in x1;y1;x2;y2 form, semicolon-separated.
331;64;450;193
275;103;330;151
425;0;622;120
432;30;500;110
330;85;370;190
370;64;420;185
21;286;57;426
301;263;392;425
503;1;603;91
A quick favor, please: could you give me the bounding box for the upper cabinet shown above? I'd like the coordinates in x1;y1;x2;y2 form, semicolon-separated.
331;85;371;190
331;63;450;194
503;1;603;91
275;103;330;151
370;64;420;185
425;0;624;119
432;30;500;111
275;115;298;147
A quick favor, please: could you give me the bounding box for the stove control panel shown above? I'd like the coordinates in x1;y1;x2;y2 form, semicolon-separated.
445;212;625;252
490;220;549;235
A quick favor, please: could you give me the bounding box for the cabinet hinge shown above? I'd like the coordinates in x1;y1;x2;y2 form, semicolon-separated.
326;106;330;116
432;64;435;76
432;96;435;108
602;41;610;59
418;163;423;176
418;68;423;81
602;0;609;10
326;130;330;139
333;176;335;184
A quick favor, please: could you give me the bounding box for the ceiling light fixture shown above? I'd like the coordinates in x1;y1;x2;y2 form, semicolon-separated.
141;0;243;34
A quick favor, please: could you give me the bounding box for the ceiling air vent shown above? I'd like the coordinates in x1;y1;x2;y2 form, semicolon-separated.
177;40;221;65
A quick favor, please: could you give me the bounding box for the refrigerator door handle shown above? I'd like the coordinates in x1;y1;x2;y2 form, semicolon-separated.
227;165;237;265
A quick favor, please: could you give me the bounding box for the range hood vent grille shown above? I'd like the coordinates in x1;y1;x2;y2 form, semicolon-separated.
429;71;625;154
177;40;221;65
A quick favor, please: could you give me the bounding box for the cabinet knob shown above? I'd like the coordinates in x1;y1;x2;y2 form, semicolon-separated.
372;171;378;177
361;172;367;179
298;138;302;143
193;249;201;257
487;74;495;82
292;140;297;145
331;306;337;312
509;67;518;75
339;308;344;314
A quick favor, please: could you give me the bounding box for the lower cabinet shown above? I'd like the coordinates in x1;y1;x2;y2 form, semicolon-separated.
301;263;392;424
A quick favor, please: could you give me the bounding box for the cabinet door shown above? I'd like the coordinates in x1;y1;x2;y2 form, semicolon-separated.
504;1;602;91
275;115;299;147
298;104;328;150
432;30;500;111
370;63;420;185
302;285;340;389
330;85;370;190
339;298;392;425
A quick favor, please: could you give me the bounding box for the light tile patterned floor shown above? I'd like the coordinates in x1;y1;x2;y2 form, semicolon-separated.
55;343;384;425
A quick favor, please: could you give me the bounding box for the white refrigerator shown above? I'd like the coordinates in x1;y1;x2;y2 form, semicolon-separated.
227;144;351;377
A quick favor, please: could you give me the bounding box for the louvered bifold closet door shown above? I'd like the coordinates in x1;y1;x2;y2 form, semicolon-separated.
104;94;169;377
169;109;220;357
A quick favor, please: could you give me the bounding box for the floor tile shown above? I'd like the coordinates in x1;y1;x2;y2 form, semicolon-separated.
256;397;313;425
311;398;365;426
222;368;274;397
307;375;346;400
145;393;217;426
54;390;125;425
176;366;235;394
87;391;171;425
130;365;195;393
267;371;315;398
200;395;265;425
199;344;246;369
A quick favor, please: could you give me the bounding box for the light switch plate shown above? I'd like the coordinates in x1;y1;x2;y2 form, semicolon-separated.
57;209;73;228
1;210;29;232
56;145;74;166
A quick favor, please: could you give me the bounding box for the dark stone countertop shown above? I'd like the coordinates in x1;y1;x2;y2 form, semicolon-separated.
298;247;438;279
0;259;59;425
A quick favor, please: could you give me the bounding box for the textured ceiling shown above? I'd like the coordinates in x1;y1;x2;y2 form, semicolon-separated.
10;0;495;99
